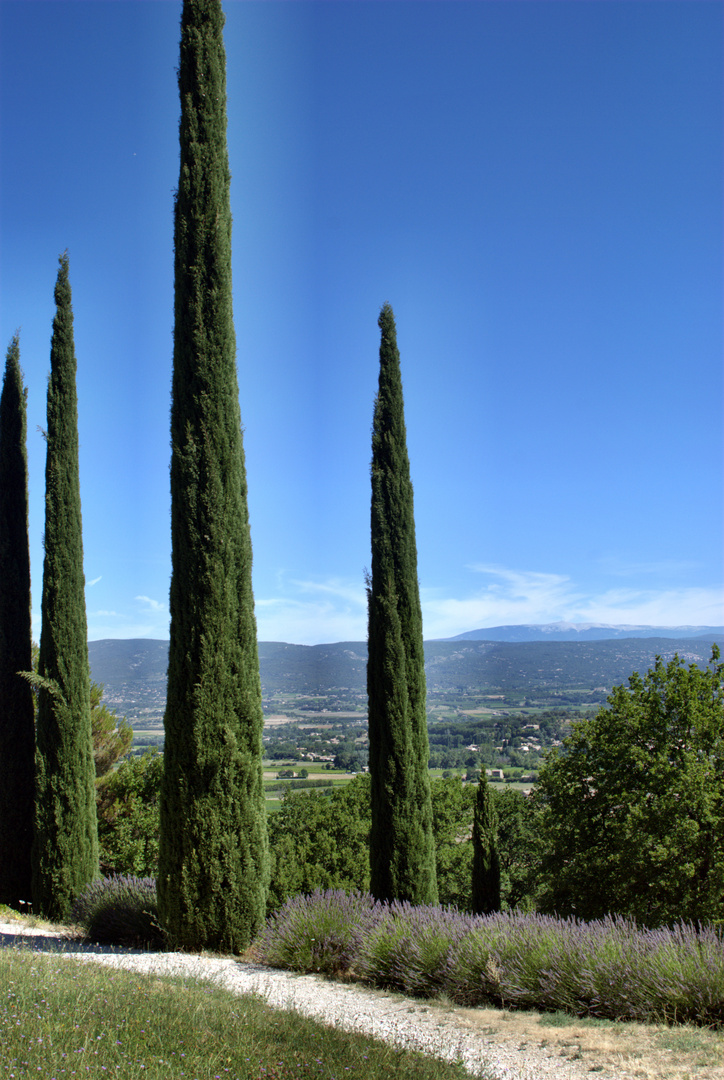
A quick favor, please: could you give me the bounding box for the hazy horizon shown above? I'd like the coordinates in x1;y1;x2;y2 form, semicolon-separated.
85;621;724;649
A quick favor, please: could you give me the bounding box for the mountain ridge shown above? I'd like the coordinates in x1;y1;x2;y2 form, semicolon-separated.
88;630;723;710
444;622;724;642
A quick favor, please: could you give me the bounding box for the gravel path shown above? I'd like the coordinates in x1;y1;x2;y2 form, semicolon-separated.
0;922;609;1080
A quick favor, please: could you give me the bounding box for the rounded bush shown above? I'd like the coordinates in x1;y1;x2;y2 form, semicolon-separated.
71;874;163;947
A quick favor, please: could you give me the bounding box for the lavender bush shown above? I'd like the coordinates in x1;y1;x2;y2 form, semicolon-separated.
356;902;477;996
71;874;163;947
255;890;724;1026
255;889;383;975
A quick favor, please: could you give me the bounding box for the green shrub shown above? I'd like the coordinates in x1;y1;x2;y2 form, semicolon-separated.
71;874;163;947
96;750;162;877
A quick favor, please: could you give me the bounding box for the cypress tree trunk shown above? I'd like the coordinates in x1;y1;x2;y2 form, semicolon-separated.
471;771;501;915
367;303;437;905
0;334;35;909
33;255;98;921
158;0;268;952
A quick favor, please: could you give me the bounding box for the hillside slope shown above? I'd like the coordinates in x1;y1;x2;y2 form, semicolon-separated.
89;635;721;704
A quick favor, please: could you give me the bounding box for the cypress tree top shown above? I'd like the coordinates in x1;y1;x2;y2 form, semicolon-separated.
368;302;437;905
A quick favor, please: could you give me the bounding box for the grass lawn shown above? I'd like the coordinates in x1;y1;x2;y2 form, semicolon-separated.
0;947;474;1080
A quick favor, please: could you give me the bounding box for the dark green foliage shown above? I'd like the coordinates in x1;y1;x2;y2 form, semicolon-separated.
0;334;35;908
430;776;475;910
367;303;437;905
267;775;371;913
535;647;724;926
97;750;162;877
494;788;542;910
33;255;98;921
158;0;268;951
266;773;536;915
266;775;471;914
91;681;133;778
471;771;501;914
70;874;162;947
430;777;537;912
26;638;126;779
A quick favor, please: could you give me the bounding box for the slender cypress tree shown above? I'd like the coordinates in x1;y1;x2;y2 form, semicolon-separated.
367;302;437;904
33;254;98;920
471;770;501;915
0;334;35;909
158;0;268;952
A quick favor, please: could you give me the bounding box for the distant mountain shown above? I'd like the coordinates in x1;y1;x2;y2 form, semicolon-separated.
88;637;169;685
422;637;721;695
89;633;723;715
88;638;368;700
445;623;724;643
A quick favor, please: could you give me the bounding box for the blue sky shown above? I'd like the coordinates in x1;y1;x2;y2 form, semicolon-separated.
0;0;722;645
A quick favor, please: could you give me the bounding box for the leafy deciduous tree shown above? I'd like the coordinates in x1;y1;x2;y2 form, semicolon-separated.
0;334;35;908
158;0;268;951
91;682;133;778
367;302;437;905
430;775;475;910
33;254;98;920
267;776;371;913
495;787;541;911
535;647;724;926
97;750;163;878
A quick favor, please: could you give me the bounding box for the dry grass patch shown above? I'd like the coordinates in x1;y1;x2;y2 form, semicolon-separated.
449;1004;724;1080
0;904;81;938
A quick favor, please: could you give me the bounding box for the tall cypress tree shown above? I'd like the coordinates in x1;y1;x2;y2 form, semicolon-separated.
0;334;35;909
471;771;501;915
33;254;98;920
367;302;437;904
158;0;268;952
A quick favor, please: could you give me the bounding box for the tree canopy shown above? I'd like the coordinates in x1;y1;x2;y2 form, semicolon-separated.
267;776;371;913
535;647;724;926
91;682;133;778
97;750;163;878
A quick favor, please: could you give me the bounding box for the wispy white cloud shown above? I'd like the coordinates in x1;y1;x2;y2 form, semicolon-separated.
88;621;165;642
420;565;723;640
254;564;722;645
135;595;167;614
569;586;724;629
87;600;169;642
287;576;367;607
421;565;582;639
86;575;102;587
80;595;170;641
74;568;721;648
255;576;367;644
